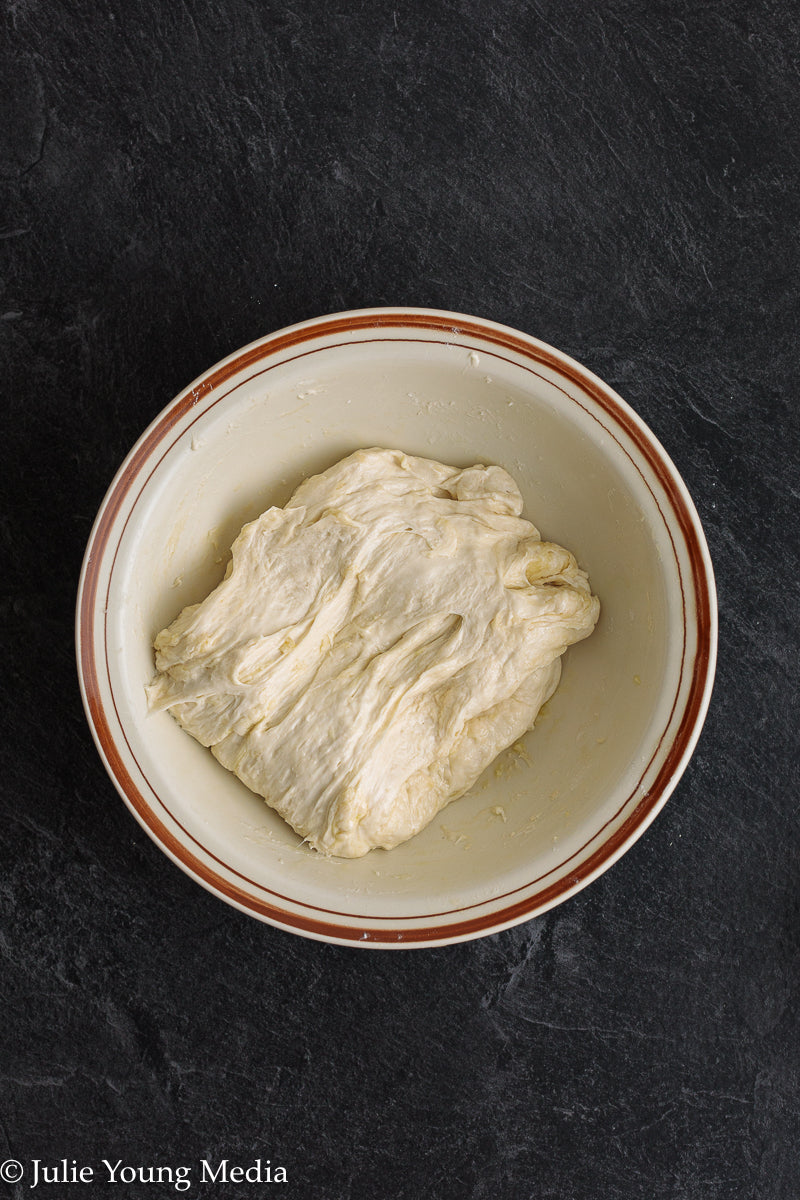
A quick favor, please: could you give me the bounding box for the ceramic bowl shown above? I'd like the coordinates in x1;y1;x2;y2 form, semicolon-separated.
76;308;717;948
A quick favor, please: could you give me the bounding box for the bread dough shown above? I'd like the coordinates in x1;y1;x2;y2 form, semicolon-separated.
147;448;599;857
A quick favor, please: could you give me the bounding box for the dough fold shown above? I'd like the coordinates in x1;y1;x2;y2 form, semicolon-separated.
148;448;599;857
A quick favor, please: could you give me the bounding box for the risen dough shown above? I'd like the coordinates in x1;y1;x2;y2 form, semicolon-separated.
147;448;599;857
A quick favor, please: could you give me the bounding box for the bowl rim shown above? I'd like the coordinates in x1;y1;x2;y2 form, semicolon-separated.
75;306;718;947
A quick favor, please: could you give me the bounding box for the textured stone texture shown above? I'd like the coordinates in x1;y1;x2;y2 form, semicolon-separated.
1;2;799;1198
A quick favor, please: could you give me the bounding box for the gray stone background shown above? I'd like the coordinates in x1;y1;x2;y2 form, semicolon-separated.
1;2;798;1197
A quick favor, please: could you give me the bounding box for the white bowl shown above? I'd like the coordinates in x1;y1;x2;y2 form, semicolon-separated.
76;308;717;948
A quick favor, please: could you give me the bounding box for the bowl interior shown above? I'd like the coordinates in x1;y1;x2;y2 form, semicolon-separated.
104;334;681;922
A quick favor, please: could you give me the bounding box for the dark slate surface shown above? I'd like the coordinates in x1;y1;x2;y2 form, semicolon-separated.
2;2;798;1197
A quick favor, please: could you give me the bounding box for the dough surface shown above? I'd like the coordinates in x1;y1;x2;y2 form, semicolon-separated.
147;448;599;857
